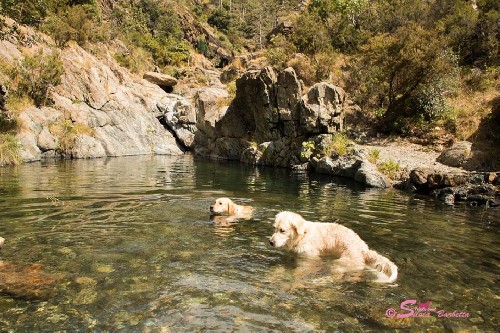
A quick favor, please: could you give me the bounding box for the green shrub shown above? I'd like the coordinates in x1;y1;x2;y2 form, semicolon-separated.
50;119;94;155
3;95;33;122
141;35;190;67
308;0;369;52
312;52;341;82
226;81;237;99
349;23;460;133
0;0;48;25
196;37;211;57
8;50;64;107
114;46;153;74
327;132;349;156
0;133;22;166
291;10;331;55
265;35;296;70
42;2;104;47
208;8;231;33
286;54;316;86
368;149;380;164
377;159;401;180
301;140;316;160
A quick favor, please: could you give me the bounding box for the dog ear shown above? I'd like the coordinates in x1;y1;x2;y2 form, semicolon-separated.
227;201;236;215
291;217;306;235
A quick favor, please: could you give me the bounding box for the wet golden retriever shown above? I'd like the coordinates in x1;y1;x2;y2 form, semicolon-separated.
210;197;253;219
269;211;398;283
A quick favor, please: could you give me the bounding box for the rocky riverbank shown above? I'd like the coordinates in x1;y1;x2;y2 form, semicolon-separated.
349;139;499;207
0;18;498;207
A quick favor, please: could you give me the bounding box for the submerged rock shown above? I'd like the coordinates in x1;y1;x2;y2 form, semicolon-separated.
0;261;61;299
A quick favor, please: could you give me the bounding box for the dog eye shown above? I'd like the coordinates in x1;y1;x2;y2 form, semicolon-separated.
280;228;285;233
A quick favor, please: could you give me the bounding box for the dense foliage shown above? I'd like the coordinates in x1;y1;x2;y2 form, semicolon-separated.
0;0;498;136
291;0;499;133
8;50;64;107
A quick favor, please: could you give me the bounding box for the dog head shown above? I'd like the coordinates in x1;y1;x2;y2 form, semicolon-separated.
269;211;307;248
210;197;236;215
0;236;4;249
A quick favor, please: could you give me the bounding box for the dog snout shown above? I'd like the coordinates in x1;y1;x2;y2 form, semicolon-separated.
210;205;214;211
269;238;275;247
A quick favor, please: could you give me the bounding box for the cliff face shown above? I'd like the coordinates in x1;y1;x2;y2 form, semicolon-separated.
194;66;347;168
0;18;185;161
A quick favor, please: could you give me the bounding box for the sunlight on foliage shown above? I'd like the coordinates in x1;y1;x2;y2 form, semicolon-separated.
377;159;401;180
0;133;22;166
8;50;64;107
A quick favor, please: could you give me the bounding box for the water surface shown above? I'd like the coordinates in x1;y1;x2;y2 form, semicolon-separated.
0;155;498;332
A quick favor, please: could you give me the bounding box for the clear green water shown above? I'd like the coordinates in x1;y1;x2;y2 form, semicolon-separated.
0;155;498;332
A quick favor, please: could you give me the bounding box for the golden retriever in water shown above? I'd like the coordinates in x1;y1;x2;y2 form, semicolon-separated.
269;211;398;283
210;197;253;219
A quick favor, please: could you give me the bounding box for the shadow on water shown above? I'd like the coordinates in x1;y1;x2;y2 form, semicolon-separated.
0;155;498;331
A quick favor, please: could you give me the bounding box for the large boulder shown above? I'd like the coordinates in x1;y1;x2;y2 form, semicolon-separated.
310;155;361;178
230;66;280;142
193;87;230;147
143;72;178;87
354;161;392;188
310;150;391;189
437;141;472;167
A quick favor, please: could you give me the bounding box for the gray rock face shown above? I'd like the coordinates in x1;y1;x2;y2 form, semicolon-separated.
193;87;231;157
157;95;196;149
194;66;347;168
300;82;345;134
12;43;184;161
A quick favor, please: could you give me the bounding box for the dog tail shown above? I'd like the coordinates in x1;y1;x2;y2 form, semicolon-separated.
364;250;398;283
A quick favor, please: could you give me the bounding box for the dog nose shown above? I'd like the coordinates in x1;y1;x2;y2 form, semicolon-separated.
269;239;274;246
210;205;214;211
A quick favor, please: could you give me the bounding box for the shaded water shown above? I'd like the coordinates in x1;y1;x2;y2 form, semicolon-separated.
0;155;498;332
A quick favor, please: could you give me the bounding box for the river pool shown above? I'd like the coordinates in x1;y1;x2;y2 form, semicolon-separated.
0;155;498;332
